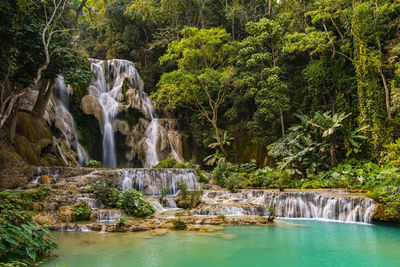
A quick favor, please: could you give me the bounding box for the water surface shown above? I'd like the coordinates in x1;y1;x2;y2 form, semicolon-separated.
42;220;400;267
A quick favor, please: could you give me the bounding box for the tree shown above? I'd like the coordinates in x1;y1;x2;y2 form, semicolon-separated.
235;18;289;143
152;27;236;159
0;0;68;130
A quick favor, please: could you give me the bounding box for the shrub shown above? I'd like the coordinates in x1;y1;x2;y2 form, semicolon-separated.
90;181;120;207
87;159;101;168
0;222;57;264
118;189;155;217
0;189;57;265
153;158;177;168
173;218;187;230
173;162;186;168
176;183;202;209
74;201;92;221
275;170;291;191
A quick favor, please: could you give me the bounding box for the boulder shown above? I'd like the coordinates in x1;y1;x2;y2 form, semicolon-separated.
80;95;103;127
57;206;76;222
39;175;52;185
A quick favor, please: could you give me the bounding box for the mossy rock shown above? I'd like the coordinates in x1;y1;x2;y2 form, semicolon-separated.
0;141;29;188
16;112;51;143
57;206;76;222
39;175;52;185
15;135;39;165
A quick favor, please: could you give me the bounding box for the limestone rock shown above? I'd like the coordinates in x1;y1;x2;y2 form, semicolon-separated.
81;95;103;127
33;214;55;226
39;175;52;185
57;206;76;222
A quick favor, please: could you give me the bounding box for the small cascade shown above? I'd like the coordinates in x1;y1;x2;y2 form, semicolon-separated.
196;190;376;223
32;167;42;184
120;169;199;195
88;58;183;168
97;210;122;222
53;75;89;165
76;195;103;210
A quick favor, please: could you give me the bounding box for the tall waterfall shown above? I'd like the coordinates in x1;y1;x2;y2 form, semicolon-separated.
53;75;89;165
88;59;181;168
120;168;200;195
197;190;376;223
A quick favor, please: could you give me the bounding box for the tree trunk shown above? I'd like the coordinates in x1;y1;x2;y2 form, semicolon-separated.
213;122;228;159
9;98;19;139
280;109;285;137
268;0;272;16
330;141;337;167
74;0;87;25
380;71;391;120
33;80;52;119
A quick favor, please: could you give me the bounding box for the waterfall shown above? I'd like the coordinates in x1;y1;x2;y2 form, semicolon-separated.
53;75;89;165
88;58;183;168
263;192;376;223
120;168;200;195
196;190;376;223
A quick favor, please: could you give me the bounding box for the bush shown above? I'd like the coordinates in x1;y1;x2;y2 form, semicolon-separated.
90;181;120;207
275;170;291;191
153;158;177;168
0;189;57;265
118;189;155;217
0;222;57;265
74;201;92;221
87;159;101;168
173;162;186;168
176;183;202;209
173;218;187;230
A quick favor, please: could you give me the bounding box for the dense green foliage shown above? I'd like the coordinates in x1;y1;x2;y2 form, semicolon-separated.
74;201;92;221
0;188;57;265
86;181;155;218
117;189;155;217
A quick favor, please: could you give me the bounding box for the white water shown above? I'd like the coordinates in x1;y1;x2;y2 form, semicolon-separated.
53;75;89;165
197;190;376;223
88;58;183;168
120;168;199;195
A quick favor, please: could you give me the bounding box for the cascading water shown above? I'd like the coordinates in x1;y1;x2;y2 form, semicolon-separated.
120;168;199;195
88;59;181;167
53;75;89;165
196;190;376;223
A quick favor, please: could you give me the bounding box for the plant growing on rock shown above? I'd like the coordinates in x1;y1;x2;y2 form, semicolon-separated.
153;158;177;168
90;181;120;207
74;201;92;221
176;183;202;209
118;189;155;218
86;159;101;168
173;218;187;230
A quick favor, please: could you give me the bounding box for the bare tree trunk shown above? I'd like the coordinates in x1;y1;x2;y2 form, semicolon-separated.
213;123;228;159
380;71;391;120
330;141;337;167
268;0;272;16
280;109;285;137
32;80;53;119
9;98;19;139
